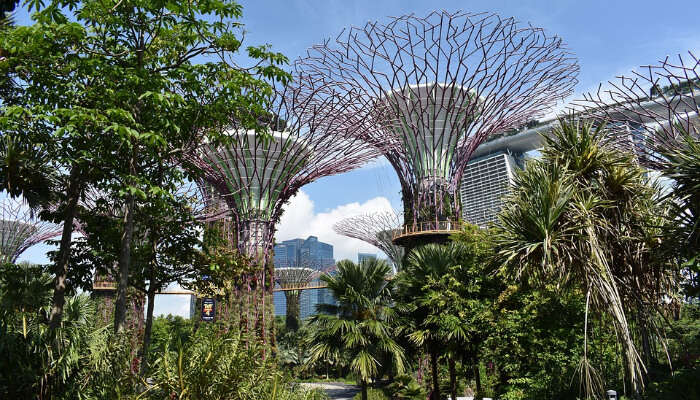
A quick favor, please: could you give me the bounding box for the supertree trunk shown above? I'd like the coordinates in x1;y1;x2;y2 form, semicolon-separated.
274;267;319;332
284;290;302;331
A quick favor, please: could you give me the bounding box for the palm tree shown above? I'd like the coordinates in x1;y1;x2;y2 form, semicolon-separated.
396;242;466;400
0;262;99;398
658;129;700;297
307;258;405;400
495;117;674;398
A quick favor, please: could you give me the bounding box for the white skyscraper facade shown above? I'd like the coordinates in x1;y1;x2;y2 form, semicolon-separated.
460;152;519;227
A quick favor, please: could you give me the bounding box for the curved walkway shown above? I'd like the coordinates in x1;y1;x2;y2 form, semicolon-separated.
299;382;360;400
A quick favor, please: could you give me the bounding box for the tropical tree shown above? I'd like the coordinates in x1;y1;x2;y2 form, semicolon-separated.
0;262;111;399
657;129;700;298
308;259;405;400
395;242;467;400
495;117;675;398
446;226;501;399
71;183;208;375
0;0;289;331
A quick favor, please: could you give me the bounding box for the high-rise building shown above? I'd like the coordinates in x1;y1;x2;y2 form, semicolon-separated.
358;252;377;264
460;152;520;227
460;121;552;227
273;236;336;320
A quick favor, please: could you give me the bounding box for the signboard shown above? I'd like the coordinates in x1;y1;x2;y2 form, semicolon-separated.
201;298;215;322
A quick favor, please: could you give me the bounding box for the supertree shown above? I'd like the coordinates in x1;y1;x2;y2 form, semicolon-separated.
0;195;61;264
575;52;699;164
333;210;404;271
188;78;381;345
297;10;579;247
274;267;320;331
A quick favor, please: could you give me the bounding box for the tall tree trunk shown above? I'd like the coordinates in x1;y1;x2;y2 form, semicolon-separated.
139;282;156;376
361;378;368;400
193;296;201;332
639;311;652;374
114;192;135;333
48;166;81;329
473;356;482;400
449;356;457;400
431;348;441;400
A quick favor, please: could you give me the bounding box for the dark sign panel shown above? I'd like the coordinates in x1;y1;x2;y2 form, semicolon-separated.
201;298;215;322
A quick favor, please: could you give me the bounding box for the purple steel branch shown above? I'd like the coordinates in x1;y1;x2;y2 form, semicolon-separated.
187;75;382;343
333;210;404;270
0;196;62;264
575;52;700;164
189;77;382;260
296;10;579;226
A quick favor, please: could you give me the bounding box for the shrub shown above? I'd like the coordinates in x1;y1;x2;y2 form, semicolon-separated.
385;374;426;399
144;325;322;400
352;387;389;400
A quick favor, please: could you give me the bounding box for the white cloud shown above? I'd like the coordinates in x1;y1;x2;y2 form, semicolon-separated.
275;190;393;263
152;294;192;318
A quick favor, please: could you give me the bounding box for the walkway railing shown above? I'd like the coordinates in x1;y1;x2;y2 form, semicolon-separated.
93;281;195;295
93;280;117;290
391;219;463;240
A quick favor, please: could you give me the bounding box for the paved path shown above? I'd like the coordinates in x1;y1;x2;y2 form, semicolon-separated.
299;382;360;400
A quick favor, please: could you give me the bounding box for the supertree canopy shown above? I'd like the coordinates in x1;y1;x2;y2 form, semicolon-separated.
333;210;404;271
297;10;579;245
274;267;320;331
0;196;61;264
575;52;699;163
189;79;380;343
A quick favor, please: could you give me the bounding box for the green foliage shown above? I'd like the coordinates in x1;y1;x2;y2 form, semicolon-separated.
149;315;194;359
642;304;700;400
352;387;389;400
385;374;426;399
482;284;621;400
0;262;126;399
0;133;56;208
645;362;700;400
145;326;286;399
278;323;318;378
395;235;498;399
658;129;700;298
308;258;405;399
0;260;335;399
494;116;674;396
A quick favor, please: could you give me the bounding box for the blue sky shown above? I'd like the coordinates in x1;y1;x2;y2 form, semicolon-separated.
14;0;700;316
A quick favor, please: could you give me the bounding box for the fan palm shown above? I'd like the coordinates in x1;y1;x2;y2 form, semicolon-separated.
0;262;100;398
395;242;468;400
495;116;674;398
307;258;405;400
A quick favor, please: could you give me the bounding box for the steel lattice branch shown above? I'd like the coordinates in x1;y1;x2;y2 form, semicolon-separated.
296;10;579;226
188;76;383;259
0;196;62;264
333;210;404;270
574;51;700;165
